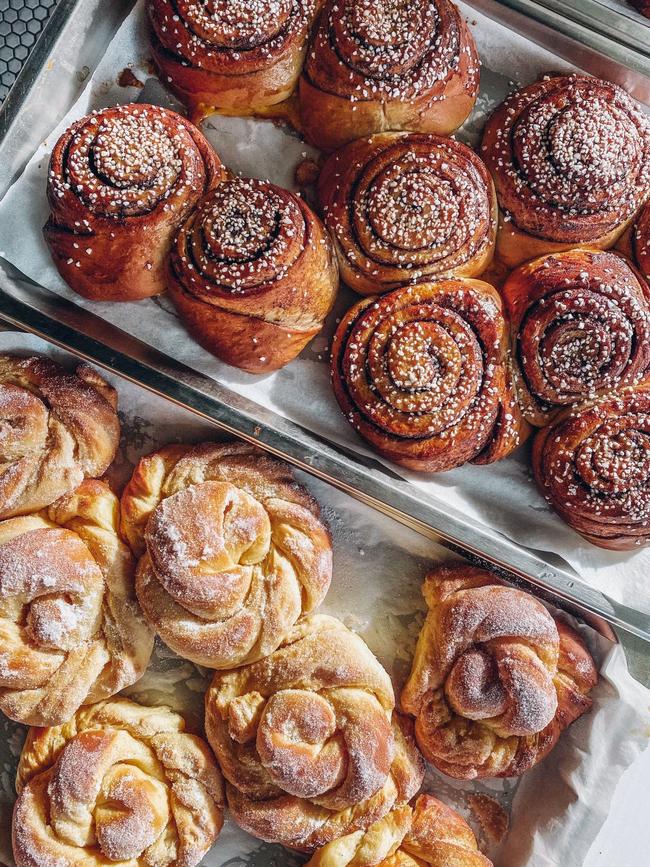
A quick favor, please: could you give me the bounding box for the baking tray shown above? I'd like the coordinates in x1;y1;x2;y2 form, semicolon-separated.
0;0;648;644
512;0;650;61
492;0;650;82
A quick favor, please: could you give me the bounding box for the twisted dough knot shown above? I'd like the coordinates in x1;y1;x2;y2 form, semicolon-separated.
0;479;153;726
0;356;120;519
13;698;225;867
306;795;492;866
120;442;332;669
205;615;424;851
331;279;527;472
532;382;650;550
504;250;650;427
318;133;497;295
401;565;597;779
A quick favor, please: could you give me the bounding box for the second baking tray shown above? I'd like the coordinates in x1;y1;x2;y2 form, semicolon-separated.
0;0;649;642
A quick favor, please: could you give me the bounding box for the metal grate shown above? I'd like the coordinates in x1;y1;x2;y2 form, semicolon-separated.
0;0;59;103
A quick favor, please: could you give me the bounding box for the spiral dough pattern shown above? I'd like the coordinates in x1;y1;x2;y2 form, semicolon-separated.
318;133;497;295
401;565;597;779
205;615;424;851
13;698;225;867
120;442;332;669
504;250;650;427
331;279;526;472
168;177;338;372
481;75;650;264
533;383;650;550
148;0;317;113
300;0;479;149
45;103;223;301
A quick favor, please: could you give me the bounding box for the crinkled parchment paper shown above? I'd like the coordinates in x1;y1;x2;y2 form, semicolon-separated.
0;332;646;867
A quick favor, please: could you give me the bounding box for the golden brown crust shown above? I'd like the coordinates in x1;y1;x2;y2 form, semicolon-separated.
330;279;528;472
44;103;224;301
318;133;497;295
13;698;225;867
532;381;650;550
401;564;597;779
0;480;153;727
205;615;424;851
306;795;493;866
148;0;320;117
0;356;120;519
503;249;650;427
482;74;650;268
121;441;332;668
300;0;479;151
167;176;338;372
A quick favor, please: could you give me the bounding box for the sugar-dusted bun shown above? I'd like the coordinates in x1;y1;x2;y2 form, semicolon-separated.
533;381;650;550
168;176;338;372
13;698;224;867
121;441;332;668
401;564;597;779
503;249;650;427
300;0;480;151
482;74;650;268
331;279;528;472
205;615;424;851
44;103;224;301
0;356;120;518
148;0;319;117
306;795;493;865
0;480;153;726
318;133;497;295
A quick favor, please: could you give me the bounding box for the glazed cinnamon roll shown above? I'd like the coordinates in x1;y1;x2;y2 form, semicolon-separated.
318;133;497;295
533;382;650;550
13;698;225;867
306;795;493;866
504;250;650;427
205;615;424;851
481;75;650;267
0;356;120;518
168;176;338;372
331;279;527;472
401;564;597;779
148;0;318;117
0;481;153;726
44;103;224;301
121;442;332;669
300;0;480;151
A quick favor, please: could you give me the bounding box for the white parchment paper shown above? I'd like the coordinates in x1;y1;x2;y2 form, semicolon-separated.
0;0;648;627
0;332;647;867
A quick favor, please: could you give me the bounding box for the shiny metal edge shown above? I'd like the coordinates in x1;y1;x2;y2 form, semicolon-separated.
526;0;650;58
466;0;650;103
0;270;638;645
1;0;649;641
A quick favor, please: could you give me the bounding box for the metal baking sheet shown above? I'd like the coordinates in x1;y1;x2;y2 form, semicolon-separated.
493;0;649;83
0;0;648;643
